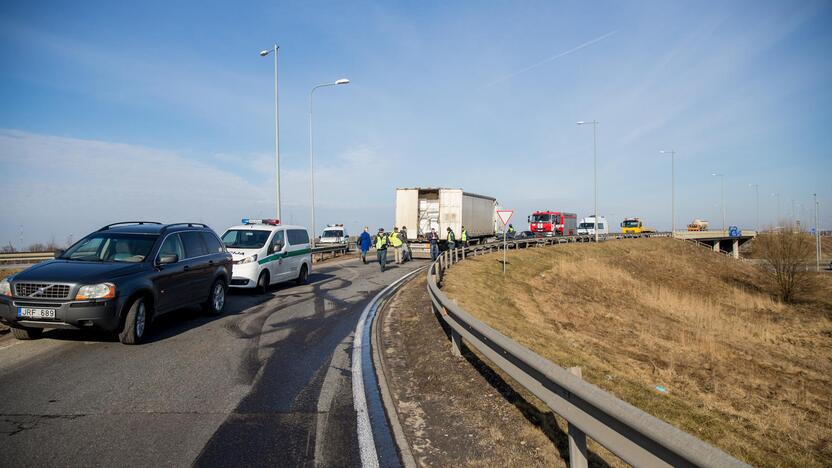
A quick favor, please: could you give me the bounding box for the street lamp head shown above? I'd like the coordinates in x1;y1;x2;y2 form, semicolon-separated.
711;172;722;177
335;78;350;85
576;121;585;125
259;49;271;57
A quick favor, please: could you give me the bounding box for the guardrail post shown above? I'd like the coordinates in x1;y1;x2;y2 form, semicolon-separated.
450;321;462;357
567;366;588;468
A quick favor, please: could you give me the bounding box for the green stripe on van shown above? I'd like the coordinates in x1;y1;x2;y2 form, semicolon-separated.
257;248;312;265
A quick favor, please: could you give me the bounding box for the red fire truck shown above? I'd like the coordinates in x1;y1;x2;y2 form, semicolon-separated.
528;211;577;236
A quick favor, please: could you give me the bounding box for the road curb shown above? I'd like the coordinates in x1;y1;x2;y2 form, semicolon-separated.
371;273;420;468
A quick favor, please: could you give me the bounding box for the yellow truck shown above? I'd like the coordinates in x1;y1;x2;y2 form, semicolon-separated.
620;217;656;234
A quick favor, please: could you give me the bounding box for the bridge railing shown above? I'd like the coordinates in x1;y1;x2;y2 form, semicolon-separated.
425;234;748;468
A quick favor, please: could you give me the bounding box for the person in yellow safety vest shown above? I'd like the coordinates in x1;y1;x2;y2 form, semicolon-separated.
508;224;516;235
375;228;389;272
446;227;456;250
460;226;468;247
390;227;404;264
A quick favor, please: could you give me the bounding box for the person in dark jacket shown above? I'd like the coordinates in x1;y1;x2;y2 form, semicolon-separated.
428;228;440;261
358;227;372;264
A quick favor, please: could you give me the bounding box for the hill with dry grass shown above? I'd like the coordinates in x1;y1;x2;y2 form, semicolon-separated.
443;237;832;467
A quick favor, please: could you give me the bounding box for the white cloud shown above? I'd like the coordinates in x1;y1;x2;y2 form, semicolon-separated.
0;130;399;246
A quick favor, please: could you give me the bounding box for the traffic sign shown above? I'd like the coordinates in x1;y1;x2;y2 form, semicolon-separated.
497;210;513;226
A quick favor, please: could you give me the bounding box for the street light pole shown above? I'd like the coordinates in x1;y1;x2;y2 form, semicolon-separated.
712;173;725;233
749;183;759;232
661;150;676;235
309;79;350;245
577;120;599;242
259;45;282;220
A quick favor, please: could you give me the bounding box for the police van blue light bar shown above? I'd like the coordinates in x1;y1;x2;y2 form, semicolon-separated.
242;218;280;225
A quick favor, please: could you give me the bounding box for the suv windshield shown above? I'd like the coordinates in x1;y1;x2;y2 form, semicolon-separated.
322;230;344;238
62;233;158;262
222;230;271;249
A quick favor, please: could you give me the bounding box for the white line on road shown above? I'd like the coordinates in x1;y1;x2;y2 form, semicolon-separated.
352;268;424;468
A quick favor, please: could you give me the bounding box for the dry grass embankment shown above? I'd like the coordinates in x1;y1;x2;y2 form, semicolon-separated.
443;238;832;467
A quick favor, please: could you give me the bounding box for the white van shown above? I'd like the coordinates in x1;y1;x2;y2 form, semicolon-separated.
577;216;609;236
318;224;349;245
221;219;312;293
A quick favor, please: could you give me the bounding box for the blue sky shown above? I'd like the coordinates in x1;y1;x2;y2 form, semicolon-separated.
1;0;830;246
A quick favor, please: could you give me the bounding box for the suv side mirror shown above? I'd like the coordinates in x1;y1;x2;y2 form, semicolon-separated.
158;254;178;265
270;242;283;254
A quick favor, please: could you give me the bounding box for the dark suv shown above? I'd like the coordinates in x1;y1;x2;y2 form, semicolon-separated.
0;222;232;344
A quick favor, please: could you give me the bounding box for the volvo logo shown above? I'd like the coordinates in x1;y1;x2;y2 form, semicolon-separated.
31;286;51;297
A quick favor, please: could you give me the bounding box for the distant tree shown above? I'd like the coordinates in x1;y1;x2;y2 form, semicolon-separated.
26;243;47;253
1;242;16;253
756;223;815;302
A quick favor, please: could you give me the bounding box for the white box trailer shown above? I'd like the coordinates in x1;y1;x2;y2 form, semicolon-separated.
395;188;498;257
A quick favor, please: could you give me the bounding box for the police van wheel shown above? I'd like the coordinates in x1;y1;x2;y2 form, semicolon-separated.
296;264;308;285
257;271;269;295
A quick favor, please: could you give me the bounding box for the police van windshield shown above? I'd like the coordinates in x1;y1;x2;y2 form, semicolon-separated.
222;230;271;249
322;230;344;238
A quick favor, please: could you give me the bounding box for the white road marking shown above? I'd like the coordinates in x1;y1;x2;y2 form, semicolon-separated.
351;267;424;468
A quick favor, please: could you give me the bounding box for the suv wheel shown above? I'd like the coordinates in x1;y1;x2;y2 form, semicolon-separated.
11;325;43;340
296;264;309;285
203;279;226;316
119;297;148;345
256;271;269;295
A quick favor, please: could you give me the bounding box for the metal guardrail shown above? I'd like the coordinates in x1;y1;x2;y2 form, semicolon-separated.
311;244;351;262
0;252;56;265
425;233;748;468
2;246;353;267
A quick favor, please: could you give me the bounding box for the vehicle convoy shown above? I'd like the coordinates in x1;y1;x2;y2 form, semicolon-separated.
528;211;577;236
221;219;311;293
395;187;498;258
620;217;656;234
577;215;609;236
687;219;710;231
0;221;232;344
318;224;350;246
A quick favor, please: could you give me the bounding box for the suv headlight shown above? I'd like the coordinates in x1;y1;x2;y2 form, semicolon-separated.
0;278;10;297
75;283;116;300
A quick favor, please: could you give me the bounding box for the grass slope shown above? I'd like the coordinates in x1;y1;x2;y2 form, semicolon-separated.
443;238;832;467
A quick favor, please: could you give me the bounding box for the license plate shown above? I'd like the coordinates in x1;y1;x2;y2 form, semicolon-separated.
17;307;57;319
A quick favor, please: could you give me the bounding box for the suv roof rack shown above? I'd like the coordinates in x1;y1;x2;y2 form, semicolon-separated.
161;222;210;233
98;221;162;231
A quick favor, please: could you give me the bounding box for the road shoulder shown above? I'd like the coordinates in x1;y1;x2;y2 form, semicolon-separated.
377;274;566;467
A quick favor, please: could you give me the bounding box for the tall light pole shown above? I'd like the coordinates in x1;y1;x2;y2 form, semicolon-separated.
712;172;725;233
748;183;759;232
660;150;676;235
309;78;350;245
259;45;282;221
577;120;599;242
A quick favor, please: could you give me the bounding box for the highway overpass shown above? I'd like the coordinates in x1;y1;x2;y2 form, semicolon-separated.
673;230;757;258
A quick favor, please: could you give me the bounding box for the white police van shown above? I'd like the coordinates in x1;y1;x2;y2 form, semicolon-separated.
221;219;312;293
318;224;349;245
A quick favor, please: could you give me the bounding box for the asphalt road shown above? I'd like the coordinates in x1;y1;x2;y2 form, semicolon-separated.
0;257;423;467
